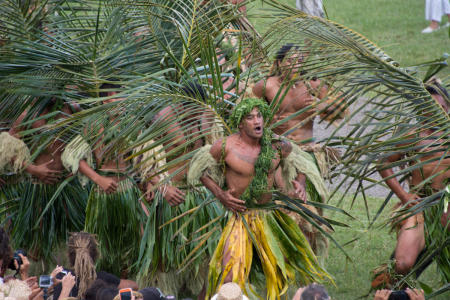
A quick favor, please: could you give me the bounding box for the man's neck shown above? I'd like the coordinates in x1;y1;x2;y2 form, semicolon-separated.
279;73;301;85
238;132;261;147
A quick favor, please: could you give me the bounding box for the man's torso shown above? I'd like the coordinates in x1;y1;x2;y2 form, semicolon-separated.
264;76;320;144
223;134;282;203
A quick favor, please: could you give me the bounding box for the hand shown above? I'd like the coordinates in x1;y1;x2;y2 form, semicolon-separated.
145;182;155;203
404;193;420;208
405;288;425;300
162;185;185;206
291;180;307;203
373;289;391;300
305;96;319;111
29;287;43;300
60;272;76;294
25;276;38;288
96;176;118;194
31;160;61;184
50;265;64;285
16;253;30;280
218;188;246;213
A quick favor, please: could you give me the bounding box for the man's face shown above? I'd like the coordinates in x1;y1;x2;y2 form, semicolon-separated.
239;107;264;139
281;51;306;75
102;91;123;104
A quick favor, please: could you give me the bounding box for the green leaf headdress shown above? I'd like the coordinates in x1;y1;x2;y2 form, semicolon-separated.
229;97;272;129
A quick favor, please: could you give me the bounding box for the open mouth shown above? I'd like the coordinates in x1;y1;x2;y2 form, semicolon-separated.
254;126;262;133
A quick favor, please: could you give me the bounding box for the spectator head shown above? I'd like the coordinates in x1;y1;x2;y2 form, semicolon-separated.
293;283;330;300
96;286;119;300
211;282;249;300
138;287;166;300
112;291;144;300
84;279;111;300
67;232;99;299
0;228;12;277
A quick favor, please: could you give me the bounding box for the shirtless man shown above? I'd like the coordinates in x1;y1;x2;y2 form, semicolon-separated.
252;44;345;258
2;98;86;261
192;98;329;297
135;83;223;298
378;80;449;279
253;43;345;145
145;83;216;206
201;106;306;212
8;101;73;183
66;83;143;276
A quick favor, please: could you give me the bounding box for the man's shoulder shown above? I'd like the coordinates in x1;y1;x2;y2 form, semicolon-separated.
272;134;292;156
210;135;234;161
266;76;282;87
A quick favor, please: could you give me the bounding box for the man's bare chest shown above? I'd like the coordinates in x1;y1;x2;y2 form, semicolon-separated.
268;86;315;113
225;149;280;176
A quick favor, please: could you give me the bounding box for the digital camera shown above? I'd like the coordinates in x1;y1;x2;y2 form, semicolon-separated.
388;290;410;300
38;275;52;289
8;249;27;270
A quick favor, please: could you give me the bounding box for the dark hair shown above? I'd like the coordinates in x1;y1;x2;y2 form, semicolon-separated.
99;82;121;98
139;287;166;300
181;82;207;101
275;43;299;62
300;283;330;300
95;286;119;300
426;82;449;100
0;228;12;275
84;279;111;300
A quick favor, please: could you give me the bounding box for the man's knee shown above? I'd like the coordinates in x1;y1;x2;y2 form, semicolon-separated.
223;270;233;283
395;255;415;274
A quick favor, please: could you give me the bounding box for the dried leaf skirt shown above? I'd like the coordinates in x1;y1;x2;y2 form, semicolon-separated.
0;175;87;262
85;178;143;276
137;188;224;297
207;209;331;299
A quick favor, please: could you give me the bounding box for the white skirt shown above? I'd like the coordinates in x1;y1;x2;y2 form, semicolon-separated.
425;0;450;21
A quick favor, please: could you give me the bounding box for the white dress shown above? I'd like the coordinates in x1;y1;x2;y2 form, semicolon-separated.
425;0;450;21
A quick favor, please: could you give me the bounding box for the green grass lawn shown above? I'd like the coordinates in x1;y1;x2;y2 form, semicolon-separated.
248;0;449;78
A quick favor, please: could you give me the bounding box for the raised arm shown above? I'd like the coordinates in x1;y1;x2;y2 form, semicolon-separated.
378;152;419;205
313;81;348;120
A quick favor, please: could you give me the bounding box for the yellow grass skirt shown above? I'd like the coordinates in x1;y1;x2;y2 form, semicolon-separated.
207;209;331;299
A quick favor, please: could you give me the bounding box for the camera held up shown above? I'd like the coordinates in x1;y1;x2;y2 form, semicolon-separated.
8;249;27;271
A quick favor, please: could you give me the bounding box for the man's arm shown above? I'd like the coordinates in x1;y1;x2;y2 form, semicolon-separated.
314;81;348;120
378;152;419;205
145;173;185;206
200;175;245;212
280;139;307;202
200;139;245;212
8;112;61;183
78;160;118;193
